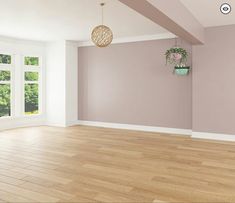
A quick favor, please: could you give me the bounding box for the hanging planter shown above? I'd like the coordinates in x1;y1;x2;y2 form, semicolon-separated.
165;47;190;76
174;65;190;76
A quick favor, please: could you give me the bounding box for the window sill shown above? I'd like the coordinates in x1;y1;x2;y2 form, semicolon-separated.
0;114;43;120
23;113;42;118
0;116;14;120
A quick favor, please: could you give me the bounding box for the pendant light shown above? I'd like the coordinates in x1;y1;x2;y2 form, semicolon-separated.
91;3;113;48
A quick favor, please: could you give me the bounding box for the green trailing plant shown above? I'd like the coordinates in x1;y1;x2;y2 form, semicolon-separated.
165;47;188;68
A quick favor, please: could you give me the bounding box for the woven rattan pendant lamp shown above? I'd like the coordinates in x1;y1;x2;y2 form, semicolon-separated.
91;3;113;48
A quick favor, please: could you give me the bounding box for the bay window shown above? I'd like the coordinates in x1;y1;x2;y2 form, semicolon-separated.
0;53;42;119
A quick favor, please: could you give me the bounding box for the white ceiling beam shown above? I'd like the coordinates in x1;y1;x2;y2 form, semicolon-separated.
119;0;205;45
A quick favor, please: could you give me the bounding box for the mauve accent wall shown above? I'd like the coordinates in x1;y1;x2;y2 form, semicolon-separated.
193;25;235;135
78;39;192;129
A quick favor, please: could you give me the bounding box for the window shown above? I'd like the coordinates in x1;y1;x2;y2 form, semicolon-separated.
0;53;42;118
24;56;40;115
0;54;12;118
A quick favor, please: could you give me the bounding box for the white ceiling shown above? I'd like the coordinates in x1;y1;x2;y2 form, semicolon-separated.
0;0;169;42
180;0;235;27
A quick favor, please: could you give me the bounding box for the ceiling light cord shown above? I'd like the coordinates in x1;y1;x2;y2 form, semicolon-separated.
101;3;105;25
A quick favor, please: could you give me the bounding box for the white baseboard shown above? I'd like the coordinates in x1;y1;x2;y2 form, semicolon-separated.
2;118;234;142
192;131;235;142
45;122;67;128
46;120;79;128
76;120;192;136
76;120;235;142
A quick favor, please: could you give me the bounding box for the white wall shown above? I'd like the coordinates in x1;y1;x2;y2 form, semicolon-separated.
46;41;66;126
46;40;78;127
65;41;78;126
0;36;46;55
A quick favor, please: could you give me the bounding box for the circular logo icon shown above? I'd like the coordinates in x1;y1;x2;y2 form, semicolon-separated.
220;3;231;14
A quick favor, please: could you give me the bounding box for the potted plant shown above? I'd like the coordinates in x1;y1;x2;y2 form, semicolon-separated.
165;47;190;75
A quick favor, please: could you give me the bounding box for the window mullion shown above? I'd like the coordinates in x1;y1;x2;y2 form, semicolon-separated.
14;54;23;117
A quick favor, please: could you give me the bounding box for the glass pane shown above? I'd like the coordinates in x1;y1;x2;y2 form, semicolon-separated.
0;71;11;81
0;84;11;117
25;84;39;115
24;56;39;66
25;72;38;81
0;54;11;64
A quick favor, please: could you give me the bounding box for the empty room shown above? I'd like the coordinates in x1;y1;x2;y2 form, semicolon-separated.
0;0;235;202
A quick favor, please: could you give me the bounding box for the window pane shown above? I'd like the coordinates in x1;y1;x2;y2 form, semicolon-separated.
0;84;11;117
25;56;39;66
25;84;39;115
0;71;11;81
0;54;11;64
25;72;38;81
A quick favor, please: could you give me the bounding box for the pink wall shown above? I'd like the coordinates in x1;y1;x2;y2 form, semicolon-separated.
193;25;235;135
78;39;192;129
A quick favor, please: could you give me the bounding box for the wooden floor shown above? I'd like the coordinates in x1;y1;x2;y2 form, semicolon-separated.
0;126;235;203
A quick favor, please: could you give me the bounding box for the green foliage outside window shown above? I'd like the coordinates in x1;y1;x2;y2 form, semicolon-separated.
0;71;11;117
25;57;39;66
0;71;11;81
25;72;39;114
25;72;38;81
0;84;11;117
25;84;38;114
0;54;11;64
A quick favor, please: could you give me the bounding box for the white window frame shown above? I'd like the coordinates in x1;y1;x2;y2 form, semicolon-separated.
0;53;15;118
0;52;44;120
22;55;42;116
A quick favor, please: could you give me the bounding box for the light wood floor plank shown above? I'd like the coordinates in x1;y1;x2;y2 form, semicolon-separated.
0;190;32;202
0;125;235;202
